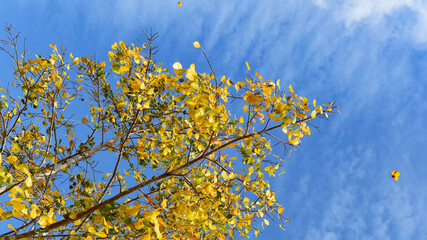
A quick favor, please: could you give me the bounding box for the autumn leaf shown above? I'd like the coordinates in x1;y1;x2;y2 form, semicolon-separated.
178;1;182;7
172;62;186;75
391;170;400;181
245;94;264;104
193;41;201;49
289;138;300;145
245;61;251;71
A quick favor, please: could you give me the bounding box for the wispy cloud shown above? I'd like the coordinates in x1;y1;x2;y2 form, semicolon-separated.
312;0;427;47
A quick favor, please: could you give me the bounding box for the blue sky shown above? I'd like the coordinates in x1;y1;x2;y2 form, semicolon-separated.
1;0;426;239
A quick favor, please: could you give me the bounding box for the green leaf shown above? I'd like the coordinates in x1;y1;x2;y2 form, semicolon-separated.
111;65;121;73
175;94;187;102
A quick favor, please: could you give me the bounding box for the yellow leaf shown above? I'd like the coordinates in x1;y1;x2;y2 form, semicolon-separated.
178;1;182;7
243;197;249;207
221;76;233;85
264;219;270;226
81;117;89;124
142;101;150;109
186;64;198;80
73;57;79;65
172;62;187;76
38;216;49;228
6;155;17;164
161;199;167;209
289;84;294;93
289;138;300;145
7;224;16;231
209;221;217;230
255;230;260;237
391;170;400;181
313;99;317;107
311;110;316;119
243;105;248;113
147;88;155;95
88;227;96;234
69;212;78;219
25;176;32;187
145;196;155;203
293;128;303;138
245;61;251;71
255;72;263;79
135;219;144;230
31;205;40;219
193;41;201;49
55;80;62;89
245;94;264;104
278;206;285;214
153;217;163;240
95;231;107;238
53;189;61;198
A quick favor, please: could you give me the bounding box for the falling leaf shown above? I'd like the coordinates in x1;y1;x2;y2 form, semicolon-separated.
178;1;182;7
391;170;400;181
193;41;201;49
245;61;250;71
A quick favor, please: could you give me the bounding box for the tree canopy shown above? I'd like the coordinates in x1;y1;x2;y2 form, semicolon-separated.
0;24;336;239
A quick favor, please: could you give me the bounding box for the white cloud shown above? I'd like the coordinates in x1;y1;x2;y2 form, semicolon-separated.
312;0;328;8
316;0;427;45
340;0;413;26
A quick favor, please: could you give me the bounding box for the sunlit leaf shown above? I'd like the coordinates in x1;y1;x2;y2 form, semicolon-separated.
245;94;264;104
173;62;186;75
289;138;300;145
193;41;201;49
391;170;400;181
25;176;32;187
